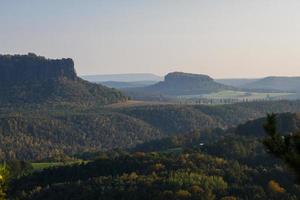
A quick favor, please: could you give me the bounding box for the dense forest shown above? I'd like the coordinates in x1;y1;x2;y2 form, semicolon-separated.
2;101;300;160
119;100;300;135
5;113;300;199
0;112;161;160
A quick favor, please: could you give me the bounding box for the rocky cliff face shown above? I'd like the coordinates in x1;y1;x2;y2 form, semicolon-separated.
0;53;77;85
0;53;127;105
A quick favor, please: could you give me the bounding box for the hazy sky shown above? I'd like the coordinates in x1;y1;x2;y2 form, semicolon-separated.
1;0;300;78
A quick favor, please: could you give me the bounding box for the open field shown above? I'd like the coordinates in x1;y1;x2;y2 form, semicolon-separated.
105;100;176;108
179;90;295;100
31;162;64;170
32;161;87;171
105;91;298;108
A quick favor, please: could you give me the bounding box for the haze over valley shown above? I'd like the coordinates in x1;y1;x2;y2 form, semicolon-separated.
1;1;300;200
82;72;300;104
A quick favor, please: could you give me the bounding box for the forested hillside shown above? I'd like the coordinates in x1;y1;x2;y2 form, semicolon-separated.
0;112;161;160
7;116;300;199
235;113;300;137
120;100;300;131
2;100;300;160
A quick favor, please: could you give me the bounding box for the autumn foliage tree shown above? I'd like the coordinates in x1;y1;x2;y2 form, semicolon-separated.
0;165;9;200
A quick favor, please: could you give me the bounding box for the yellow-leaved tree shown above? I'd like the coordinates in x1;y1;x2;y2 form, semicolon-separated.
0;165;9;200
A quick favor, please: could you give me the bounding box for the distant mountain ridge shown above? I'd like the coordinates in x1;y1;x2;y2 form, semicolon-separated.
0;53;127;105
101;81;158;89
126;72;233;97
82;73;163;82
216;78;258;87
240;76;300;92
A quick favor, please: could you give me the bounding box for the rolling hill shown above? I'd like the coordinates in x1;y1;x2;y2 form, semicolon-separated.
235;112;300;137
101;80;158;89
0;112;162;160
2;100;300;160
8;109;300;200
216;78;258;87
81;73;163;83
241;76;300;92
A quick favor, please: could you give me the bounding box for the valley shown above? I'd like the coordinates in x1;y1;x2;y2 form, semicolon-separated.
92;72;300;105
0;54;299;200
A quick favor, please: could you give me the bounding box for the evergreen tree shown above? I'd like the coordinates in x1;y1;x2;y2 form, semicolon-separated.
263;113;300;181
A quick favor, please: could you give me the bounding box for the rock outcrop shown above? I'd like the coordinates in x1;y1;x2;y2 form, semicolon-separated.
0;53;77;85
164;72;213;83
0;53;127;105
138;72;233;96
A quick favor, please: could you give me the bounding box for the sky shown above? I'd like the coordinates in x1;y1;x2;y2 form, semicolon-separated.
1;0;300;78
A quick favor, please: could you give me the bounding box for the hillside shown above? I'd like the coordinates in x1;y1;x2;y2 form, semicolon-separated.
119;100;300;130
120;105;221;134
8;113;300;200
241;76;300;92
216;78;258;87
0;112;162;160
2;100;300;160
125;72;233;99
0;54;127;106
235;112;300;137
101;81;158;89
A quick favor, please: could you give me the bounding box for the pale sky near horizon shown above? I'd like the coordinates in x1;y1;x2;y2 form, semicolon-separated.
1;0;300;78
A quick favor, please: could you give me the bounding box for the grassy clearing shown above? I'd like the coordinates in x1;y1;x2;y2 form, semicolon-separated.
105;100;175;108
32;161;87;171
31;162;64;170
